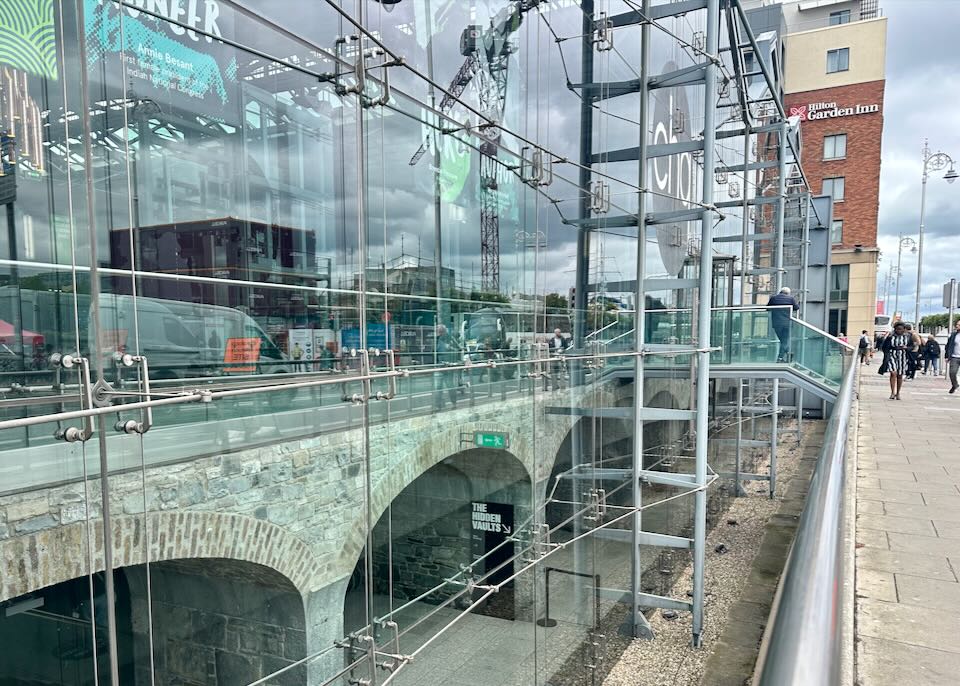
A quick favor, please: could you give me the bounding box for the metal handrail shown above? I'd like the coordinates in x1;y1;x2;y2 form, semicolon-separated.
789;315;857;351
754;356;858;685
585;312;622;340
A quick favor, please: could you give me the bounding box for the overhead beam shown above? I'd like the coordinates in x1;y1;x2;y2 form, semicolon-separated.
608;0;708;26
563;215;638;229
649;63;708;90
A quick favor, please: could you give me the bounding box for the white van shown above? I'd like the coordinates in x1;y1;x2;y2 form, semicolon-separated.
92;295;289;379
873;314;892;340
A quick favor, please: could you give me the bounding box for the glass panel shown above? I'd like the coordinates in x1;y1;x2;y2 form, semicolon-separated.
709;306;850;389
830;10;852;25
0;1;845;684
831;219;844;244
0;0;102;681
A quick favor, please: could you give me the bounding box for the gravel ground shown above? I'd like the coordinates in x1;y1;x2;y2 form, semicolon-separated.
602;421;808;686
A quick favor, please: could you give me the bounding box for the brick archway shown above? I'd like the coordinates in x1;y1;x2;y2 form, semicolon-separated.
0;511;324;603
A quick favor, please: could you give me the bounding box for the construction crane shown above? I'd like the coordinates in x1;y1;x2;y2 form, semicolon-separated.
409;1;541;293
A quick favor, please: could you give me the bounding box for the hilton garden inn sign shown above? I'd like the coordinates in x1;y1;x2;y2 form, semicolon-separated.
789;101;881;121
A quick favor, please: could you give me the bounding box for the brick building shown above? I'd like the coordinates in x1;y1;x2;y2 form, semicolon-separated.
780;0;887;337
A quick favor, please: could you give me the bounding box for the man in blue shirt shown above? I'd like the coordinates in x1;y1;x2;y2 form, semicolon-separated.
767;287;800;362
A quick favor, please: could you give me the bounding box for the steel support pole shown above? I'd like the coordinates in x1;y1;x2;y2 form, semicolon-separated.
424;0;445;333
572;0;595;349
571;0;596;625
735;381;744;496
75;2;120;683
915;142;929;328
949;278;957;335
797;193;811;440
352;5;377;684
769;122;787;498
894;234;904;319
691;0;721;647
630;0;653;640
741;124;752;306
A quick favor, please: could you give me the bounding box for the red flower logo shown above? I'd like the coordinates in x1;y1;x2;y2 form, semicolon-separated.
789;104;808;121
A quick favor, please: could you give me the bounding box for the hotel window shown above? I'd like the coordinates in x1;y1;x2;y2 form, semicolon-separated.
826;48;850;73
829;10;851;25
830;265;850;303
828;307;849;337
823;134;847;160
823;177;845;202
831;219;844;244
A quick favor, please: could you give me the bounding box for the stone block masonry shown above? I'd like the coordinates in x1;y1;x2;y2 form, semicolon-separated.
0;383;630;605
0;380;648;684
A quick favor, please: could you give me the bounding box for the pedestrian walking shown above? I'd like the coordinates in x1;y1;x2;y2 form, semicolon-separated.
433;324;461;409
923;334;941;376
766;287;800;362
947;320;960;394
880;321;910;400
547;327;569;390
904;324;921;380
858;330;871;365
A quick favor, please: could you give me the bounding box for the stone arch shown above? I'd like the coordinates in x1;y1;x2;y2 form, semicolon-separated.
336;416;541;579
342;445;533;631
333;385;640;597
0;511;324;603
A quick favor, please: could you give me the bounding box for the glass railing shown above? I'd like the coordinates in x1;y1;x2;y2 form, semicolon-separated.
589;306;851;391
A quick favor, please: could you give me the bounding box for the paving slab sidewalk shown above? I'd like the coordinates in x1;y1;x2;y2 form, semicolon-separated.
855;368;960;686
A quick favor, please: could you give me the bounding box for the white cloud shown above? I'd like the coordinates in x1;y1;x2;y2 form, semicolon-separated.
877;1;960;319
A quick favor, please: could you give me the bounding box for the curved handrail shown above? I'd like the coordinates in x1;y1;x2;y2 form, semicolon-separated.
753;356;858;685
790;315;857;351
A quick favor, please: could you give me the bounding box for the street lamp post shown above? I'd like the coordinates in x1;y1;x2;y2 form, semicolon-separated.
883;263;899;310
894;234;916;320
915;139;958;328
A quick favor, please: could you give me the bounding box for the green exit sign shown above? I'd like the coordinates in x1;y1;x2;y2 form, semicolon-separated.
474;431;509;449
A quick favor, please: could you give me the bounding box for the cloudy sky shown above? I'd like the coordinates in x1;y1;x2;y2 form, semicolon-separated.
876;0;960;320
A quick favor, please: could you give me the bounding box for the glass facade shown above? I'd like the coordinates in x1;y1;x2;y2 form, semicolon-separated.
0;2;843;685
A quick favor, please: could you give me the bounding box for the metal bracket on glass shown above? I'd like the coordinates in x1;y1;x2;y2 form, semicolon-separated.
49;353;93;443
113;354;153;435
360;49;402;108
583;487;607;526
446;563;474;588
589;180;611;214
374;618;407;674
692;30;706;52
534;522;556;559
593;12;614;51
342;349;367;404
333;35;358;96
520;146;554;187
369;348;396;400
337;631;376;686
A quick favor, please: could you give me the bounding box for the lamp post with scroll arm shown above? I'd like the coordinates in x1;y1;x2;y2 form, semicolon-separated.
915;140;958;328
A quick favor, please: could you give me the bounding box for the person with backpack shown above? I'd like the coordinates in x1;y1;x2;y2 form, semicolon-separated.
923;334;941;376
857;330;871;365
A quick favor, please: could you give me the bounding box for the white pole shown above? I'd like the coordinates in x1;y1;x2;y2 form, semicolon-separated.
949;280;957;378
915;140;930;329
